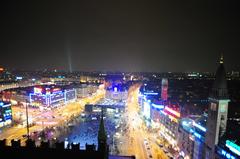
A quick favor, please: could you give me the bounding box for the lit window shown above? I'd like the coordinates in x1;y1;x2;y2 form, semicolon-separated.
210;103;217;111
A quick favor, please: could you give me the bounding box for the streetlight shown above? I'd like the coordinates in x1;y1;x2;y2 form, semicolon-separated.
25;100;30;140
112;135;115;154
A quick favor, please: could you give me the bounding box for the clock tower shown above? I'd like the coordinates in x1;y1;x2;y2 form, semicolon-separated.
205;55;230;159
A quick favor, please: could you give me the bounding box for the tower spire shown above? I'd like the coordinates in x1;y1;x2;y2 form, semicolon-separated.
97;108;108;159
210;53;228;99
205;55;230;159
220;53;224;64
98;108;107;145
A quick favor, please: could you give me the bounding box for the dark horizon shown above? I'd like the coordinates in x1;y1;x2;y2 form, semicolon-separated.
1;1;240;72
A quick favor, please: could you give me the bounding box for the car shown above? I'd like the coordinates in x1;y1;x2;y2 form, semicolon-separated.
22;134;28;138
148;154;153;158
91;117;97;120
147;147;150;150
144;138;148;144
163;148;169;153
158;144;163;148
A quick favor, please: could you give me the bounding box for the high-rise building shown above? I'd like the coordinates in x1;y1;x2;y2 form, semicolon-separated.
0;101;12;128
205;55;230;159
161;78;168;101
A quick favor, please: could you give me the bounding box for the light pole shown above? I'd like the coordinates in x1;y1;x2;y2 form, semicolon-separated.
25;100;30;140
112;134;116;154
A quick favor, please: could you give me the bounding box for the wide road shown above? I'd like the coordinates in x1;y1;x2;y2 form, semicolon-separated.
118;84;147;159
118;84;169;159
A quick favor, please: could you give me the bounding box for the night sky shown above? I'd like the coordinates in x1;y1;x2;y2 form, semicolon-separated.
1;1;240;72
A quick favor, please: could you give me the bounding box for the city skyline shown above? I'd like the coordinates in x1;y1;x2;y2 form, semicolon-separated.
1;1;240;72
1;1;240;159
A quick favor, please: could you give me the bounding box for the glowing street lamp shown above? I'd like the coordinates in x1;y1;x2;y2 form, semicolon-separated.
25;100;30;140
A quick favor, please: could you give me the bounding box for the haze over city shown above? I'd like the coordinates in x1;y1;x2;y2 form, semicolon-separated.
1;1;240;72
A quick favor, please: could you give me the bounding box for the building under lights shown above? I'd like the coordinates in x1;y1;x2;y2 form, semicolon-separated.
158;104;181;148
176;56;240;159
138;89;181;148
138;91;162;126
204;56;239;159
178;114;207;159
161;78;168;101
29;86;77;107
137;56;240;159
0;101;12;128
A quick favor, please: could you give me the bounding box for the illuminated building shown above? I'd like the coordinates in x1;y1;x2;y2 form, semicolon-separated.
138;88;180;146
151;102;164;120
205;55;230;159
29;86;76;107
158;104;180;148
0;101;12;128
76;84;99;98
150;101;164;129
143;100;152;121
138;91;164;128
138;91;158;117
177;56;240;159
161;78;168;101
106;89;128;101
178;114;207;159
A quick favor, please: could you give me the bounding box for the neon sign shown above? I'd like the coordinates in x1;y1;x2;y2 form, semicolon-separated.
193;132;201;139
226;140;240;156
193;121;207;132
143;92;158;95
52;88;61;92
164;106;180;118
34;87;42;94
152;103;164;110
0;102;11;108
30;89;76;106
221;149;236;159
16;76;23;80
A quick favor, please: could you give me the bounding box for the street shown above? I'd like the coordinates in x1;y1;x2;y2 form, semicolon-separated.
118;84;170;159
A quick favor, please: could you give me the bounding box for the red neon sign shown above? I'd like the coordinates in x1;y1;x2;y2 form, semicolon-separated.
52;88;61;92
164;106;180;118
